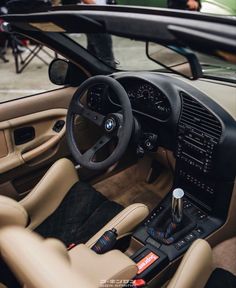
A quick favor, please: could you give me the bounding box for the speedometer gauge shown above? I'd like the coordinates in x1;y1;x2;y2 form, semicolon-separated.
137;84;155;101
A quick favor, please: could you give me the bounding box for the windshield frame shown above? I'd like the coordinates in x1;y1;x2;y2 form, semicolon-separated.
3;6;236;82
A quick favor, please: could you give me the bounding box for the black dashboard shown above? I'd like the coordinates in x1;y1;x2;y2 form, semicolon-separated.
87;72;236;223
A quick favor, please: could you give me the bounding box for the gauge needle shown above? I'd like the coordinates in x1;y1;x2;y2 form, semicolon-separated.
137;94;144;99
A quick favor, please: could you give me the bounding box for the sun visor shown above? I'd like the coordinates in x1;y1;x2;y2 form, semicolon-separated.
2;12;104;33
168;24;236;55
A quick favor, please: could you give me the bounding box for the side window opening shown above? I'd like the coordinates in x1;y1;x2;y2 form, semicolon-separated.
0;33;63;103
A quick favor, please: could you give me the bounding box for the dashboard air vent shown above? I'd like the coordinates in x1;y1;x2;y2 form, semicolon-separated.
179;92;222;141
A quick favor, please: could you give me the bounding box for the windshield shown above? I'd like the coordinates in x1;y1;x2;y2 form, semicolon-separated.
66;32;236;81
66;33;160;70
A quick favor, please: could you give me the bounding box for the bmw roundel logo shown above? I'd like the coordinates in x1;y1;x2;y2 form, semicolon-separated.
105;118;115;132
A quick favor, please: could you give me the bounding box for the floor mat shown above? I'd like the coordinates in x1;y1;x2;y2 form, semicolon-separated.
205;268;236;288
213;237;236;276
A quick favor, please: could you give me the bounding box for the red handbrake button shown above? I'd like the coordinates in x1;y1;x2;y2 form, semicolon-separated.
136;252;159;274
133;279;146;288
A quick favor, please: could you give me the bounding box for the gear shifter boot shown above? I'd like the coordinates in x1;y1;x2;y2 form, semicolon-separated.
147;207;196;245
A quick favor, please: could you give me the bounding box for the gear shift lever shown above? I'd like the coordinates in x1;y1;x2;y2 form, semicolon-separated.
148;188;195;244
172;188;184;224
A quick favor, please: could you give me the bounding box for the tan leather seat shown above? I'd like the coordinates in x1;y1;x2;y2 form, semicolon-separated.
0;157;149;246
0;227;138;288
0;158;149;287
18;158;149;239
0;158;149;242
0;227;213;288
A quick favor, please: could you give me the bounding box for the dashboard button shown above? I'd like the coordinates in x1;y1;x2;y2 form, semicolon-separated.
184;232;196;242
175;240;187;250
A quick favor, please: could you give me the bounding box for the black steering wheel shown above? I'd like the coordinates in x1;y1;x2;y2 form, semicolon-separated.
66;75;133;170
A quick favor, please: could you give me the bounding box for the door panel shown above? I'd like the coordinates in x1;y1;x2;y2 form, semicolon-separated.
0;109;67;173
0;87;77;198
0;131;8;158
0;87;76;122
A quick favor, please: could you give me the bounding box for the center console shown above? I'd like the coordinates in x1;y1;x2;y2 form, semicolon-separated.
175;92;222;211
125;92;231;285
126;187;223;286
131;189;221;279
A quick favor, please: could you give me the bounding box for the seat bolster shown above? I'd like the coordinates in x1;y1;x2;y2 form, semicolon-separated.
44;238;70;263
20;158;79;229
167;239;213;288
69;244;137;287
0;195;28;228
0;227;91;288
86;203;149;248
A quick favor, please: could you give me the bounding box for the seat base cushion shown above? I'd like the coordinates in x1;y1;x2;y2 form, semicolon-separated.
35;181;123;246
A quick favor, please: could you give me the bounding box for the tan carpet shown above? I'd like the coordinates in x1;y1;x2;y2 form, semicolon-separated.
213;237;236;276
94;162;173;210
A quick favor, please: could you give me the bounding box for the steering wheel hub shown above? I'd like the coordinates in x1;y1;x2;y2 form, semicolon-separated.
104;115;118;133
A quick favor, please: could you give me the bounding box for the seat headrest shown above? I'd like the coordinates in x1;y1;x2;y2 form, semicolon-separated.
0;196;29;228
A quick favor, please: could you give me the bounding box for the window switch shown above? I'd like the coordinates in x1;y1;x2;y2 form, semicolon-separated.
53;120;65;133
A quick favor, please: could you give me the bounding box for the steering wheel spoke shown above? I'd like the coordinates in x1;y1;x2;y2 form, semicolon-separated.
71;101;105;127
81;135;112;163
117;125;124;138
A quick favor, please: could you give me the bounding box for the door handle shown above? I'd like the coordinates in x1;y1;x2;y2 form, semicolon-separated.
14;127;35;145
22;135;60;162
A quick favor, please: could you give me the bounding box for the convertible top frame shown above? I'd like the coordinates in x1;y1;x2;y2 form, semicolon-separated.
2;6;236;75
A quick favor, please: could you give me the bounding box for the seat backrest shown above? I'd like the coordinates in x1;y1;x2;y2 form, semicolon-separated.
167;239;213;288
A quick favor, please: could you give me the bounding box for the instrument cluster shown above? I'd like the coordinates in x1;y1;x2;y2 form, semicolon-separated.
87;79;172;121
125;82;171;120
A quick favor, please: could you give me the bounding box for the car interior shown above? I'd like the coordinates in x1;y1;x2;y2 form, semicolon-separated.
0;5;235;288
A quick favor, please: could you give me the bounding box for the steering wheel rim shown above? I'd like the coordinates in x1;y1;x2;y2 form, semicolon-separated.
66;75;133;170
